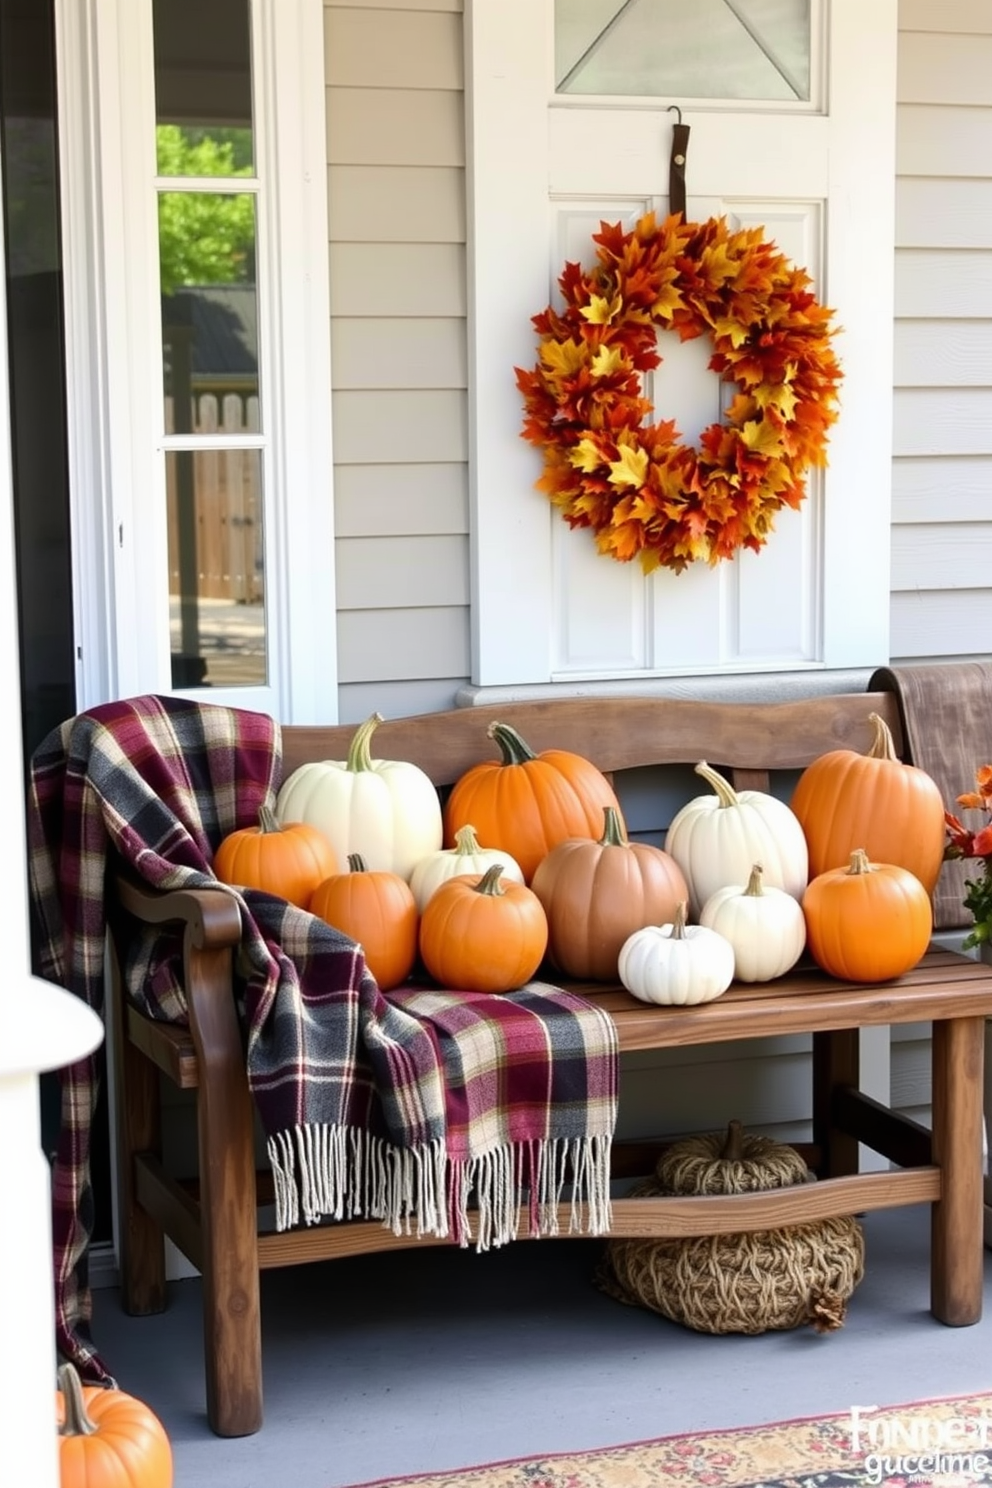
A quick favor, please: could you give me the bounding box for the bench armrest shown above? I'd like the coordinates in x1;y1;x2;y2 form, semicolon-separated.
113;873;242;950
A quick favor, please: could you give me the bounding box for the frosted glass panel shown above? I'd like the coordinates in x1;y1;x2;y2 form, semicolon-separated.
556;0;810;101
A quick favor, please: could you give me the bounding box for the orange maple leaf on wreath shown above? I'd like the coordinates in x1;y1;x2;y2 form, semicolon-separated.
514;211;843;576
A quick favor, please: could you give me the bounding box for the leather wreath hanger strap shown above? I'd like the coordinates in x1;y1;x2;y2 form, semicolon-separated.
668;103;690;220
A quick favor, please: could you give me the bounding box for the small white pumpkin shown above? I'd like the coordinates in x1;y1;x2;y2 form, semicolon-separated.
408;824;524;912
699;863;807;983
276;712;442;882
664;761;809;918
618;902;735;1006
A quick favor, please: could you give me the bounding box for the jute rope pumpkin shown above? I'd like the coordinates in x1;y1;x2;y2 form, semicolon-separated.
601;1120;864;1335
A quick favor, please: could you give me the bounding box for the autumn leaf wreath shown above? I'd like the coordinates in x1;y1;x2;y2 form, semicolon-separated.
516;212;843;576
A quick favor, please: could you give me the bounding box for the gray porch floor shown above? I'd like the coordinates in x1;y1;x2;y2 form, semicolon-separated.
90;1205;992;1488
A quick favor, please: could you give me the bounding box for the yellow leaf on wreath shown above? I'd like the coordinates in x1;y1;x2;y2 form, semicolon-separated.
608;443;649;489
713;316;750;350
570;437;607;474
740;418;785;458
581;292;623;326
590;344;627;378
540;338;588;378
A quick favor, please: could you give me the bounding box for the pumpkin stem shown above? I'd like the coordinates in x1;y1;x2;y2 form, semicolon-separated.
599;806;628;847
867;711;899;763
487;722;538;766
348;853;370;874
257;804;281;834
847;847;874;876
669;900;689;938
694;760;740;809
57;1362;99;1437
720;1119;745;1162
474;864;506;896
744;863;765;897
347;713;384;773
453;824;483;855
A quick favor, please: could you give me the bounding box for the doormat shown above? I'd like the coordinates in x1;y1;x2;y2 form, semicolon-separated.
341;1393;992;1488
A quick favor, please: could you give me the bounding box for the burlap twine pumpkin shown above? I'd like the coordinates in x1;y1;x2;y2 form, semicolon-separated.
600;1120;864;1335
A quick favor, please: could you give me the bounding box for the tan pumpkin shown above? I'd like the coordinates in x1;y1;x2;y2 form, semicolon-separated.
531;806;689;980
790;711;946;894
310;854;419;991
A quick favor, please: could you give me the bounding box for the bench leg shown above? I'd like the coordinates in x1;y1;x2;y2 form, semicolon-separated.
188;945;263;1437
930;1015;985;1326
110;964;167;1316
812;1028;860;1177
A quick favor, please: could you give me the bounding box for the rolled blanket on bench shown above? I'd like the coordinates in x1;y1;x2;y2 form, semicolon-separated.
27;695;617;1385
870;661;992;932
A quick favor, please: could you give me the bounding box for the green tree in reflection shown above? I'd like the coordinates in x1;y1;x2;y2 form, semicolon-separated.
157;126;255;294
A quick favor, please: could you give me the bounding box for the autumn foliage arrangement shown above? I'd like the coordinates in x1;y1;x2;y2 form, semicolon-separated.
944;764;992;950
516;211;843;575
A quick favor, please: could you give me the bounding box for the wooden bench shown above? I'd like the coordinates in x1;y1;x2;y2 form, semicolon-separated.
108;690;992;1438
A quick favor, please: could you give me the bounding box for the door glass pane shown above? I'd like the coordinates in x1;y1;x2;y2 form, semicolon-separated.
153;0;254;174
159;192;260;426
556;0;811;101
167;448;266;687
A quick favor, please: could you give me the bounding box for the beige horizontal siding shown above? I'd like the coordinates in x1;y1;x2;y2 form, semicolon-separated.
896;178;992;249
334;463;468;536
327;88;464;166
332;318;466;389
892;457;992;522
324;8;462;90
893;320;992;386
329;244;465;317
891;523;992;589
332;390;467;463
335;535;469;608
327;0;460;10
897;106;992;178
328;166;464;242
897;30;992;106
892;389;992;457
899;0;992;32
336;606;470;683
895;248;992;317
891;590;992;658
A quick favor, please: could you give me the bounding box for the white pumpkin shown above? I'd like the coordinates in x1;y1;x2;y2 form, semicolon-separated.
699;863;807;983
276;712;442;881
408;824;524;912
664;761;809;918
618;902;735;1006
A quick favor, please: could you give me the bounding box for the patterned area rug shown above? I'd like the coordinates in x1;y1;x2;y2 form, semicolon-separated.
345;1394;992;1488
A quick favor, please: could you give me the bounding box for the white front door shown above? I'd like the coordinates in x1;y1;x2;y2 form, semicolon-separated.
467;0;898;689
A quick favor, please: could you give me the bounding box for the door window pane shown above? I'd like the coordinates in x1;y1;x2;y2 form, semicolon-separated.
556;0;811;101
153;0;253;173
167;447;266;688
159;192;260;428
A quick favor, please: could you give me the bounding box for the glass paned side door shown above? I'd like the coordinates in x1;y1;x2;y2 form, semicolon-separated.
154;0;267;689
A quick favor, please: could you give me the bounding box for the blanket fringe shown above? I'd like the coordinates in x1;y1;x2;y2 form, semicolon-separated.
267;1127;614;1248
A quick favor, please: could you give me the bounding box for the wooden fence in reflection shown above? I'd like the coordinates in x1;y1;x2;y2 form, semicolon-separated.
165;393;263;603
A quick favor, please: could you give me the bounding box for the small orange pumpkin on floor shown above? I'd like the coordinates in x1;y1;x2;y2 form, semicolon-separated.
310;853;419;990
213;804;337;910
57;1361;173;1488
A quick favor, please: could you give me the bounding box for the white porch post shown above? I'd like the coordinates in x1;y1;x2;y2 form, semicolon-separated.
0;149;104;1486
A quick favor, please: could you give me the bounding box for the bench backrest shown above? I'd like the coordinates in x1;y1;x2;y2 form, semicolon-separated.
280;691;904;800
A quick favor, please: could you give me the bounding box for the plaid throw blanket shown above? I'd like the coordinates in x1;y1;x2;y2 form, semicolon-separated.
27;695;617;1383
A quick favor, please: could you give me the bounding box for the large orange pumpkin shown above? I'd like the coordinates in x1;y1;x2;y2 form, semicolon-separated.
57;1361;173;1488
789;712;945;894
213;805;337;910
310;854;419;990
531;806;689;980
802;848;932;982
419;864;549;993
442;722;621;882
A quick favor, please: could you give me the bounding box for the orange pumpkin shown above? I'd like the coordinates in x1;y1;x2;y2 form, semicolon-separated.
57;1361;173;1488
790;712;945;894
442;722;621;883
214;805;337;910
531;806;689;980
419;864;549;993
310;854;419;991
802;848;932;982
